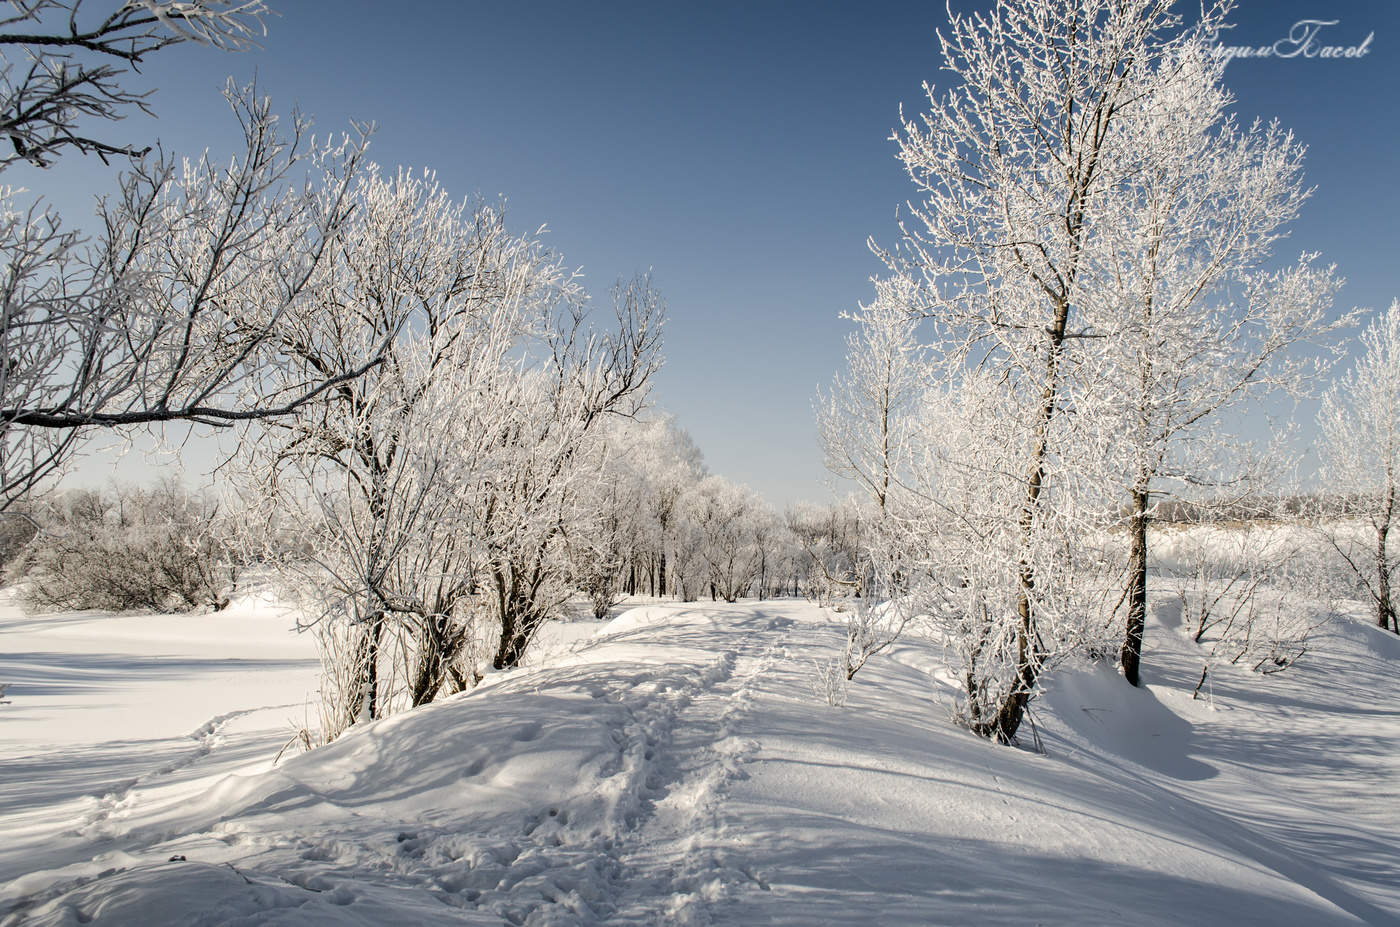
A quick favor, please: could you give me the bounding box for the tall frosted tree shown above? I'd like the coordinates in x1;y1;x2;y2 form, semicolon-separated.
1317;301;1400;634
875;0;1238;741
818;277;923;678
1095;41;1343;687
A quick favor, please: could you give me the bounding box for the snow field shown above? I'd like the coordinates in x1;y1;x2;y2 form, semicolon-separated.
1;594;1397;925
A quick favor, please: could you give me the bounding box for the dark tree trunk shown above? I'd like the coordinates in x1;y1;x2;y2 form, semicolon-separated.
971;281;1076;745
409;620;441;708
658;550;667;598
972;583;1039;744
1376;484;1396;632
493;605;542;669
409;608;469;707
360;611;385;721
1120;488;1150;686
493;549;556;670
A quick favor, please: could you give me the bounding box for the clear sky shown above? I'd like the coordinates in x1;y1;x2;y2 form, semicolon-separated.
23;0;1400;507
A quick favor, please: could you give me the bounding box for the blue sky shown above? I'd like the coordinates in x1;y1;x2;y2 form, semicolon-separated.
26;0;1400;507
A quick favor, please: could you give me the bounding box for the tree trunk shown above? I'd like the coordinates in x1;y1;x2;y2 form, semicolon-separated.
493;601;540;669
409;620;440;708
410;610;469;707
1376;484;1395;632
1120;487;1150;686
359;611;384;721
972;283;1076;744
493;624;530;669
658;550;667;597
972;582;1039;744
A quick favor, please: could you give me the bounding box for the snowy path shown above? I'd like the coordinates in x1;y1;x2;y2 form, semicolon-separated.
3;597;1398;925
604;610;792;924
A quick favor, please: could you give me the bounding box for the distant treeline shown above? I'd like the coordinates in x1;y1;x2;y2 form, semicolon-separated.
1145;492;1374;524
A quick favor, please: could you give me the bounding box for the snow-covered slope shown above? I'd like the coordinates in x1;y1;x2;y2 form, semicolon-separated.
3;597;1397;925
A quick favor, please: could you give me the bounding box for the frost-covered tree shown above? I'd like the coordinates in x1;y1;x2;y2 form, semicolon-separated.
668;512;707;603
242;168;580;721
1095;40;1344;686
872;0;1235;741
573;423;658;611
818;275;923;517
747;505;791;600
817;277;924;677
569;470;636;620
589;415;706;599
634;417;706;597
1317;300;1400;634
0;0;267;168
481;275;663;668
16;479;237;612
0;2;379;509
681;475;764;602
655;472;787;604
899;373;1114;730
787;499;867;606
1161;513;1335;695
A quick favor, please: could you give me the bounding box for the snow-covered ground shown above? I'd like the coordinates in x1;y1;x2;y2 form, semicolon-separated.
2;592;1398;925
0;585;319;912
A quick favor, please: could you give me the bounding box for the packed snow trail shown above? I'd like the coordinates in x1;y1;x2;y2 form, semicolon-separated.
604;611;791;924
4;598;1399;925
